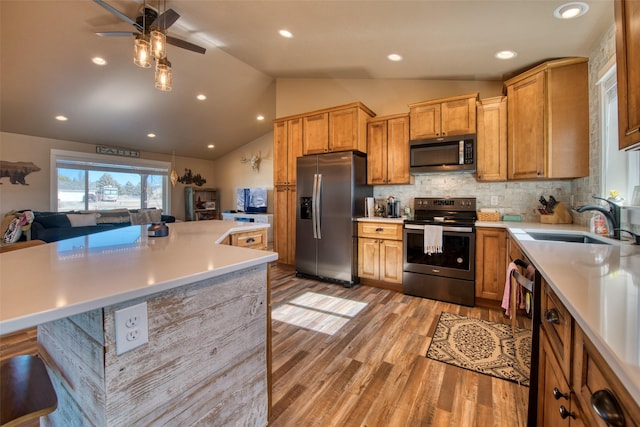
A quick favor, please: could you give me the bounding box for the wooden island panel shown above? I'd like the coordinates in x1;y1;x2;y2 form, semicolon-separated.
38;265;268;426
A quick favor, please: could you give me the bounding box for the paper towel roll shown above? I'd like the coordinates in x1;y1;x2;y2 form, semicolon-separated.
366;197;375;217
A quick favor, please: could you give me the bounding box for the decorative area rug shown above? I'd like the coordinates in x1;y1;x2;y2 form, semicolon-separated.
426;312;531;386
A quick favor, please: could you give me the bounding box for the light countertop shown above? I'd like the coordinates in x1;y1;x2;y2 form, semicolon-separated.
485;221;640;406
0;221;277;334
356;217;405;223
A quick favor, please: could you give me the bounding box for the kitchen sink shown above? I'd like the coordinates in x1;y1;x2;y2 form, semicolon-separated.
527;232;611;245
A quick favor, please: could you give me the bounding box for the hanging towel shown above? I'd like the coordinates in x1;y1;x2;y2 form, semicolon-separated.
501;261;518;317
423;225;443;254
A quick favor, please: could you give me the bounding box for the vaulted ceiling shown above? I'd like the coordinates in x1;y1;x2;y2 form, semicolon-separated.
0;0;613;160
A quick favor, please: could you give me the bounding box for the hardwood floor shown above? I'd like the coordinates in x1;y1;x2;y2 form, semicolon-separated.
269;264;530;427
0;263;531;427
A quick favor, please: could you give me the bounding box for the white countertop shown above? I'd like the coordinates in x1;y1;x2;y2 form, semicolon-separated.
0;221;277;334
356;217;405;224
486;222;640;406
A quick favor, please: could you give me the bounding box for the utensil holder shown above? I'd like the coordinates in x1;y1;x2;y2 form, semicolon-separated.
540;202;573;224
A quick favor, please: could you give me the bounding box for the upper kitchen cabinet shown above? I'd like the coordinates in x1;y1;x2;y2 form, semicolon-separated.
274;117;303;186
476;96;507;182
367;114;411;185
614;0;640;150
409;93;479;140
302;102;375;155
505;58;589;180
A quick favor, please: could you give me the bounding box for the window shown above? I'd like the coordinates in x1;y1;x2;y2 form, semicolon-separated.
599;65;640;205
51;149;171;213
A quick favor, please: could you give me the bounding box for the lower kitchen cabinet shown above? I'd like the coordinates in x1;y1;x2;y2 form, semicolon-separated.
475;227;507;302
538;282;640;426
274;185;296;265
357;221;403;291
538;328;586;426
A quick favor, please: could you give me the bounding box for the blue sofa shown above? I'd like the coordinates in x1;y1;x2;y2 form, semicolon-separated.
28;209;175;243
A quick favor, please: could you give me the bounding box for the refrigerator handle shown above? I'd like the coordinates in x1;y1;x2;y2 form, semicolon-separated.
312;174;319;239
316;173;322;239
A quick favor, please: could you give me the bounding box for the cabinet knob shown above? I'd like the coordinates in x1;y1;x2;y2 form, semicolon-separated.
559;406;576;420
246;238;255;244
591;389;626;427
544;308;560;324
375;227;384;232
553;387;569;400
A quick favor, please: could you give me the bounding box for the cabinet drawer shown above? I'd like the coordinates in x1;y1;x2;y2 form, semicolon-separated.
358;222;403;240
541;281;572;380
573;324;640;426
508;236;524;262
230;229;267;249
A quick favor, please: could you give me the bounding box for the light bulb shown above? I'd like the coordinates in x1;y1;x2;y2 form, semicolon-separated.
134;35;152;68
155;58;172;91
150;28;167;59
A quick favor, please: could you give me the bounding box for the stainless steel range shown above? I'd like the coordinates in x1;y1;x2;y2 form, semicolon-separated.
403;197;476;306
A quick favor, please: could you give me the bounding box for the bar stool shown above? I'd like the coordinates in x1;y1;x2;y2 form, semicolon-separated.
1;354;57;427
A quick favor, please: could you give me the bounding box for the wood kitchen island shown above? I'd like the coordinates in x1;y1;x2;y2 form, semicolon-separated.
0;221;277;426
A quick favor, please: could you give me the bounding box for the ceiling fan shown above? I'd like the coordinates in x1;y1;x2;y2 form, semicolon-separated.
93;0;206;55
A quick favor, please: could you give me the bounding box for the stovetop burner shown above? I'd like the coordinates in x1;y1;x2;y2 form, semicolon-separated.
406;197;477;226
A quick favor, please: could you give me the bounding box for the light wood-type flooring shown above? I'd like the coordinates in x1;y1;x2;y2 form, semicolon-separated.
0;263;530;427
268;264;530;427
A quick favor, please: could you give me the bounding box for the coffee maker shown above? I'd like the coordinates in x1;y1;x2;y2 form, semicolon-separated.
387;197;401;218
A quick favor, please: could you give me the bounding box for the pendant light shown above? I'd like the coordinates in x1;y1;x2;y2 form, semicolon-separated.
155;57;172;91
150;28;167;60
170;151;178;187
133;34;152;68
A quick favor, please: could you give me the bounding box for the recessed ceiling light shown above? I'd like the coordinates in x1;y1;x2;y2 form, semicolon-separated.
257;115;264;121
554;2;589;19
55;115;68;121
495;50;517;60
387;53;403;62
197;94;207;101
279;29;293;38
147;133;156;138
207;144;215;149
92;57;107;66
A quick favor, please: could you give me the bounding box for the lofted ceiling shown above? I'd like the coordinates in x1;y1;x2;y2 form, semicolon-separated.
0;0;613;160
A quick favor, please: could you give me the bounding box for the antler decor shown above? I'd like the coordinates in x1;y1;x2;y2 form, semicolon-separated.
240;152;261;172
177;168;206;186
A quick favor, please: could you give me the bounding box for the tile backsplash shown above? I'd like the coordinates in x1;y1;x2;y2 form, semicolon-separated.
373;173;572;223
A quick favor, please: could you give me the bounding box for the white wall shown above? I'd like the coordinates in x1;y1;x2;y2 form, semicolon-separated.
0;132;216;221
213;132;275;213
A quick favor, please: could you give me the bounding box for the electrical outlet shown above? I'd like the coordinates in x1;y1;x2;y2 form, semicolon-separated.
115;302;148;355
491;196;499;206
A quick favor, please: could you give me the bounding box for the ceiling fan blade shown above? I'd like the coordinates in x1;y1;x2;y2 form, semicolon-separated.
166;35;206;54
96;31;137;37
93;0;143;33
152;9;180;30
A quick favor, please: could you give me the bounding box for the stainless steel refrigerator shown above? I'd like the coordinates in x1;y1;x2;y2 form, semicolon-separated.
296;151;372;287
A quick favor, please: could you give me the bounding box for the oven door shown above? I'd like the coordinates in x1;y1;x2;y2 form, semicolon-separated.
403;224;475;281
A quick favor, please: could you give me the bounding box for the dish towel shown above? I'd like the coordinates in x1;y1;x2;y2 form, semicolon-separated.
501;261;518;317
423;225;443;254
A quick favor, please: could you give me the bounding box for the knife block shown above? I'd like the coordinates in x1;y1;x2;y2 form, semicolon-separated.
540;202;573;224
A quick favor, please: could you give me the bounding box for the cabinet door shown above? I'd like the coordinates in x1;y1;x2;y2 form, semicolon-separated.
538;330;579;426
286;185;297;265
367;121;388;185
440;97;477;136
476;97;507;182
379;239;403;284
475;228;507;301
274;121;289;186
386;116;410;184
615;0;640;149
358;237;380;280
507;72;546;179
288;118;303;184
275;186;290;264
329;107;359;152
303;113;329;155
410;103;441;139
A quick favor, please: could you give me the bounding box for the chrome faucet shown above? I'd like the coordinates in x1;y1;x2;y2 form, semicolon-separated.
575;196;621;240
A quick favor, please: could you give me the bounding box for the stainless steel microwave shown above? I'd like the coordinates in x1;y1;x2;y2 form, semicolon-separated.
409;133;476;173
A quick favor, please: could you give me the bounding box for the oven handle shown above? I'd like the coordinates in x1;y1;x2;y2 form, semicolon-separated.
404;224;474;233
